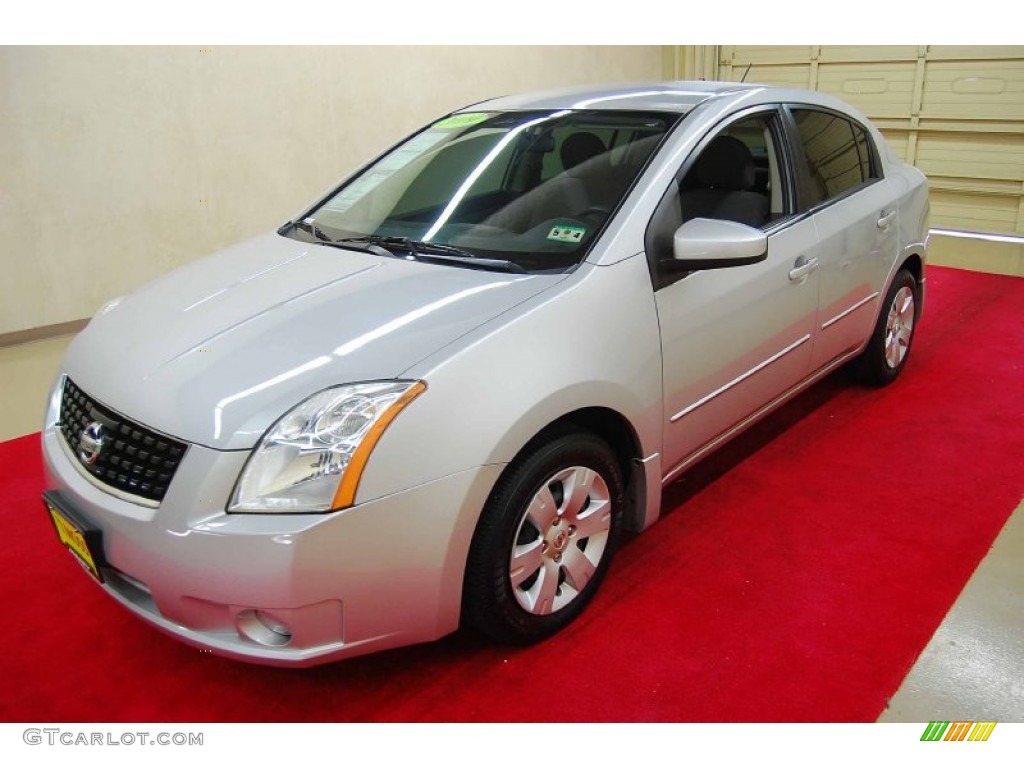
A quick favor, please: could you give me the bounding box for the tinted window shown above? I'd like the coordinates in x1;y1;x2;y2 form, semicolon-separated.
792;108;877;208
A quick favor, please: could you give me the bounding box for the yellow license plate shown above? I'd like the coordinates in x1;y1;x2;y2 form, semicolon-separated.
48;504;102;582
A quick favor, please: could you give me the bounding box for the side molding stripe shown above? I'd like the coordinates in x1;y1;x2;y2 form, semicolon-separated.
670;334;812;423
821;292;880;330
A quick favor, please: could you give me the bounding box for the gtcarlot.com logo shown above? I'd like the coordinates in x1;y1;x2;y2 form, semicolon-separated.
921;722;997;742
23;728;203;747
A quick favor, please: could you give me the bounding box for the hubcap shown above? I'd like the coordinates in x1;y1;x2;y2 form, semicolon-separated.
508;466;612;615
884;286;915;369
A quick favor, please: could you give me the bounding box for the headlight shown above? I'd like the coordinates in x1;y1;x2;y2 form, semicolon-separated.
228;380;425;513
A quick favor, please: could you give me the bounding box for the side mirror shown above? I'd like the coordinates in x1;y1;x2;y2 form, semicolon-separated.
672;218;768;270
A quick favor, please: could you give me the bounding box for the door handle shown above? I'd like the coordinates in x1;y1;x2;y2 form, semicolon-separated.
789;256;819;282
877;209;896;229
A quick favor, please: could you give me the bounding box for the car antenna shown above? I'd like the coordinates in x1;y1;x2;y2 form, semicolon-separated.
740;63;752;83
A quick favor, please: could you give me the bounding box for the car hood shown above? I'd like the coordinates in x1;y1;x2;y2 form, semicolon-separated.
64;233;560;449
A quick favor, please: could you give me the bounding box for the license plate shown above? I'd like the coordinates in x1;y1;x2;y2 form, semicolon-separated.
45;496;104;583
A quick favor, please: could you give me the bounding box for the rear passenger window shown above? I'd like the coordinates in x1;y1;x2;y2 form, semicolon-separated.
792;108;879;208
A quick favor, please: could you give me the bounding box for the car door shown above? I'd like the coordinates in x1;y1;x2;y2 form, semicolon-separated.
646;107;822;482
785;106;900;370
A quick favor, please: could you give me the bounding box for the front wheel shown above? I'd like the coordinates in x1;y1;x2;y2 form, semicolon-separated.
851;268;919;386
462;431;623;645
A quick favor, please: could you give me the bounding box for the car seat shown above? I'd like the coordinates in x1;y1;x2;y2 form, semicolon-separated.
679;135;769;228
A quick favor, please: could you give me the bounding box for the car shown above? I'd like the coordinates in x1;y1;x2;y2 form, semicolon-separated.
42;81;929;666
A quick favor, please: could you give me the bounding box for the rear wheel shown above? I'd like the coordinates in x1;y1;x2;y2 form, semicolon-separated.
463;431;623;645
851;268;919;386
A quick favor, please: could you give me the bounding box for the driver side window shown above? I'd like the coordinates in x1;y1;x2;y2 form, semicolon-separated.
646;110;791;288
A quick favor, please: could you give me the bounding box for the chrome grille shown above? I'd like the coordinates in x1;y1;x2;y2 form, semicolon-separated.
58;378;187;503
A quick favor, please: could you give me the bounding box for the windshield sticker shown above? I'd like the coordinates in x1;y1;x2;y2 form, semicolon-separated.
321;171;392;215
433;112;490;130
322;131;450;215
547;225;587;244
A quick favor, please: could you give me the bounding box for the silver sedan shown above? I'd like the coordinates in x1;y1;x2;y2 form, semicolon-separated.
43;81;929;665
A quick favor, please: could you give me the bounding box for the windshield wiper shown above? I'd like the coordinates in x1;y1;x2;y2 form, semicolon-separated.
336;236;526;274
287;222;396;258
290;219;334;244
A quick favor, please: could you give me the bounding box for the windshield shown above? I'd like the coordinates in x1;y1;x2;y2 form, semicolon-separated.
285;109;679;272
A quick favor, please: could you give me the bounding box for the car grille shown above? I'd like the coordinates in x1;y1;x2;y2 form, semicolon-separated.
58;378;187;503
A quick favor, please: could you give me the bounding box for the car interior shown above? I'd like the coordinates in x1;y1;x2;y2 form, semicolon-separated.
677;117;783;230
318;113;674;268
480;124;665;235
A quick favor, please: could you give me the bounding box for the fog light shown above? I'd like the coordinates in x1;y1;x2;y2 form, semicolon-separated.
235;609;293;647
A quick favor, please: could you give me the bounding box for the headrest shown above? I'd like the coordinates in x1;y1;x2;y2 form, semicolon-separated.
695;135;756;191
560;132;606;170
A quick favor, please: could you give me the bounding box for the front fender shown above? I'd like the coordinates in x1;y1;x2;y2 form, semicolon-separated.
355;255;665;509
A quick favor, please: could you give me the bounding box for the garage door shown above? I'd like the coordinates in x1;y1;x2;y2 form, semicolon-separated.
713;46;1024;236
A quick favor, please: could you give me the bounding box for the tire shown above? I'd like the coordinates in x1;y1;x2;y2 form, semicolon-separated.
851;268;919;387
463;430;624;645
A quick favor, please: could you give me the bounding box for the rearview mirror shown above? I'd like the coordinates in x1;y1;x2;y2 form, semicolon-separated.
672;218;768;270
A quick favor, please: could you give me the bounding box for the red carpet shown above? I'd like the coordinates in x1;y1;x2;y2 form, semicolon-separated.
2;266;1022;722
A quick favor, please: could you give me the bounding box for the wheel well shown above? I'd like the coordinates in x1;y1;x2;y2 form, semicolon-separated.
525;407;647;532
901;252;923;284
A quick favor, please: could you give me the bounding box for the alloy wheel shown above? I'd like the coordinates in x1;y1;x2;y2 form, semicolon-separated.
884;286;915;369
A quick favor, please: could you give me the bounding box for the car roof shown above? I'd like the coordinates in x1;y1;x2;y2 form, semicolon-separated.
466;81;775;114
461;81;884;156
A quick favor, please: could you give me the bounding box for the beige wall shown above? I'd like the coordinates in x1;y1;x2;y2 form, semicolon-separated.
0;45;662;335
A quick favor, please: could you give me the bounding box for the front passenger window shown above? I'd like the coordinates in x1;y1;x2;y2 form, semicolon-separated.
645;111;790;288
679;134;769;229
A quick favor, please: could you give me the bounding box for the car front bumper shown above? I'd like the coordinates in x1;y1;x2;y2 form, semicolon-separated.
42;421;502;667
